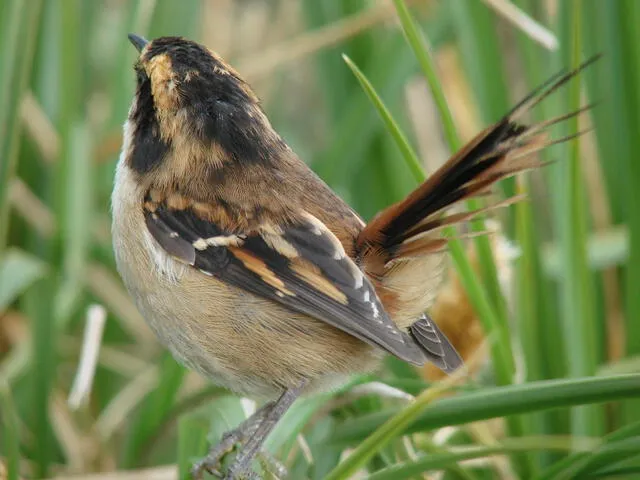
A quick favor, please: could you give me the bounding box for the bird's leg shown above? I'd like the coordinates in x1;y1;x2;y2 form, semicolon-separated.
190;400;275;479
224;381;306;479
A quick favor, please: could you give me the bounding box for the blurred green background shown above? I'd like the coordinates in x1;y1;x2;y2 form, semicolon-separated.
2;0;640;479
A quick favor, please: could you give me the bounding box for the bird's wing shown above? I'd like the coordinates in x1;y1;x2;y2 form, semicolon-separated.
143;197;426;365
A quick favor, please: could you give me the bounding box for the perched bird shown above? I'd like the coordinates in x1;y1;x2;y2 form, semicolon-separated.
112;33;594;479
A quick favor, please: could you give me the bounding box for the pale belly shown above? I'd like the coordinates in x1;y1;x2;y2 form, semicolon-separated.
111;164;380;399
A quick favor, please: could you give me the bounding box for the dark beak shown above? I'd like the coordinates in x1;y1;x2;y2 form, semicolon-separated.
128;33;149;53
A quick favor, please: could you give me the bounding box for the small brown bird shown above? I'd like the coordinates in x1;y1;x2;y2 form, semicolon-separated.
112;33;593;479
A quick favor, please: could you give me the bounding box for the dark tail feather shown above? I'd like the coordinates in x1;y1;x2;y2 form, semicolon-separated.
357;56;599;260
410;314;463;373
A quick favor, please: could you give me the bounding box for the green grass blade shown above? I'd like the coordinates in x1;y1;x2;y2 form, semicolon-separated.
514;182;544;383
326;374;640;478
331;374;640;446
512;186;539;371
511;0;571;466
449;0;511;123
5;4;50;478
265;392;337;455
0;0;23;253
580;3;626;224
313;34;417;190
539;437;640;480
366;436;595;480
554;0;604;439
588;465;640;478
0;248;47;311
577;0;640;430
342;54;424;183
0;0;43;252
0;379;21;480
123;353;186;467
324;380;455;480
391;0;459;149
55;123;93;325
613;0;640;427
177;410;210;480
397;437;479;480
537;419;640;479
514;177;564;468
28;276;58;478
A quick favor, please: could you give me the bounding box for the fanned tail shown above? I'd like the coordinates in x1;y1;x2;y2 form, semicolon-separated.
357;55;600;261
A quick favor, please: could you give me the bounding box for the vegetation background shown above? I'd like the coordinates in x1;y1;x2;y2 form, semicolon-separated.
1;0;640;479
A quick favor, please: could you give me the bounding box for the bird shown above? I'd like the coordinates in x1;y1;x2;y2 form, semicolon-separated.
112;33;595;479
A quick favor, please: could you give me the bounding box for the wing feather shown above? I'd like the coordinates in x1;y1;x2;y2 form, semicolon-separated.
144;201;427;365
410;314;463;373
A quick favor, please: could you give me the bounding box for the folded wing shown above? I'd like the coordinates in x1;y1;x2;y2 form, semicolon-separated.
144;198;427;365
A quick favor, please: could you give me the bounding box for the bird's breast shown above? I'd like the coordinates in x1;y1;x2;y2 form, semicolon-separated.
111;163;379;398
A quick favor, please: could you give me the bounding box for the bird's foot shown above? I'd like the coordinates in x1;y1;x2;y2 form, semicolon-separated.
191;383;305;479
190;402;272;480
190;427;248;479
192;440;286;479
